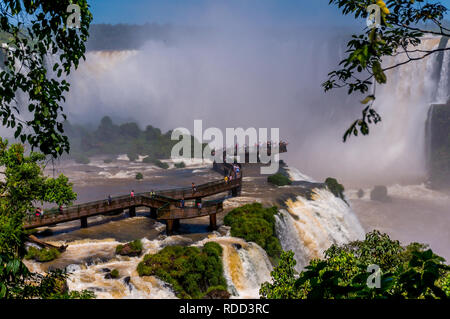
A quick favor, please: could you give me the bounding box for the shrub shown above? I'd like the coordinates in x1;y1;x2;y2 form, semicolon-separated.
135;172;143;180
137;242;227;298
260;231;450;299
224;203;281;261
174;161;186;169
267;173;292;186
152;159;169;169
25;246;61;262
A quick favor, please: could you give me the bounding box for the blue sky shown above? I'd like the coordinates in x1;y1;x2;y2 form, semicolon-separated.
89;0;450;25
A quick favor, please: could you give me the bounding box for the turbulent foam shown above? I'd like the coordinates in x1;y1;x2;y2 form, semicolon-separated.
276;187;365;271
197;236;272;299
285;166;315;182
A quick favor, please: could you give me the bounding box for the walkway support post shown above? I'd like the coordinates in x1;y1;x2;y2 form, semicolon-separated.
166;220;174;235
209;213;217;230
80;217;88;228
173;219;180;230
129;206;136;218
150;207;157;219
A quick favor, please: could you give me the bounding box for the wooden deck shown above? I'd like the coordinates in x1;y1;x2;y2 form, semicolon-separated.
23;168;241;234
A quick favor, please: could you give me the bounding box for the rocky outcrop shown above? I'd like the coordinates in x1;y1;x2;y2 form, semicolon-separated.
115;240;143;257
427;102;450;189
370;185;390;202
202;289;231;299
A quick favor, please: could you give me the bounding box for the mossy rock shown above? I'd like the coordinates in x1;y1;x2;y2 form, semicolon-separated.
137;242;227;299
105;269;120;279
267;173;292;186
103;158;113;163
174;161;186;168
25;246;61;262
152;159;169;169
116;239;143;257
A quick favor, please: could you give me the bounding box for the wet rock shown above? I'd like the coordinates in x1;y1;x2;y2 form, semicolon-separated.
123;276;131;285
232;243;242;250
370;185;390;202
217;226;231;236
104;273;113;279
357;189;365;198
101;268;111;273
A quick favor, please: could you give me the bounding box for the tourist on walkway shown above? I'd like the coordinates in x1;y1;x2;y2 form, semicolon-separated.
108;195;112;205
131;190;135;200
180;197;185;208
197;202;202;211
35;207;42;217
224;176;228;183
192;183;197;193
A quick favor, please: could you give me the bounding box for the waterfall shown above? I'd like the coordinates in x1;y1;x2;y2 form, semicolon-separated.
275;185;365;271
197;236;273;299
436;45;450;104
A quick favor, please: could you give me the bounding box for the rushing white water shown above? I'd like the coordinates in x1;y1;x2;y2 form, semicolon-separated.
275;170;365;271
436;49;450;104
24;233;273;299
197;236;273;299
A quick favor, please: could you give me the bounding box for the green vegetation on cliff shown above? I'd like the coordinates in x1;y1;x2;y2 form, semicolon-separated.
137;242;227;299
260;231;450;299
64;116;210;163
25;247;60;263
324;177;347;204
267;173;292;186
224;203;281;261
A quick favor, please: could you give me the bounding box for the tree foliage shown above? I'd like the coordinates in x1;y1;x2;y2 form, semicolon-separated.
324;0;449;141
260;230;450;299
0;0;92;157
0;138;92;299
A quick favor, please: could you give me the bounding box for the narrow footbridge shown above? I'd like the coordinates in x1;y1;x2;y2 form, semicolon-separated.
23;163;242;234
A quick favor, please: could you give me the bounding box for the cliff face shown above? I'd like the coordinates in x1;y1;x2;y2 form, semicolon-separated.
428;102;450;189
